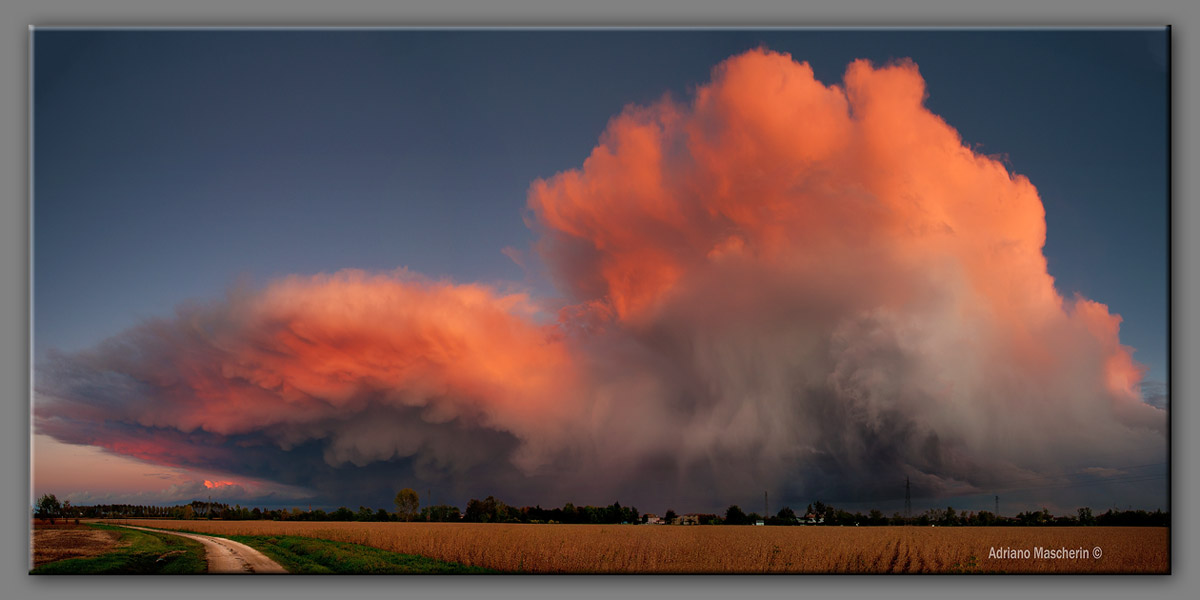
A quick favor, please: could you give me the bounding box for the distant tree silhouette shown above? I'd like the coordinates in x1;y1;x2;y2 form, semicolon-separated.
420;504;462;522
35;494;61;524
724;505;748;525
1077;507;1095;525
395;488;420;521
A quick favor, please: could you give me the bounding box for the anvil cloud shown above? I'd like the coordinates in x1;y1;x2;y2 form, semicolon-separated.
35;49;1166;511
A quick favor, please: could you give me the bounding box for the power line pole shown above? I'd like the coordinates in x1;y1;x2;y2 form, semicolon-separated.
995;495;999;516
764;490;769;519
904;477;912;519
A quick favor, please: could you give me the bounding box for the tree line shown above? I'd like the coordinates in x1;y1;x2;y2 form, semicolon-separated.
34;491;1168;527
770;502;1169;527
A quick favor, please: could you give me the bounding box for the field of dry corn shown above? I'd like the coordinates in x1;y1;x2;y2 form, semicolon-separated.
111;520;1167;574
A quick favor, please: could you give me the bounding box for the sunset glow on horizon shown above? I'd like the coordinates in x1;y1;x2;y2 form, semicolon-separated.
32;32;1168;515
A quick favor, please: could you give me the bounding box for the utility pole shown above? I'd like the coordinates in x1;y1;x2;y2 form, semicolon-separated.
764;491;769;520
995;495;999;516
904;477;912;519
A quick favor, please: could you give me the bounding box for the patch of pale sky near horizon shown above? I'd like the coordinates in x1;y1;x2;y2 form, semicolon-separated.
30;434;311;505
33;434;184;497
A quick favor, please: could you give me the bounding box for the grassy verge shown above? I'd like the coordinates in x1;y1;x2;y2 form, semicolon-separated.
221;534;497;574
31;523;207;574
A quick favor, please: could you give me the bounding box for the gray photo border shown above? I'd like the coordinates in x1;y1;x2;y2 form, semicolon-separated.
3;1;1195;599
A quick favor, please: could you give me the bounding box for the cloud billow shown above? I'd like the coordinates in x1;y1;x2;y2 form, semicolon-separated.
35;49;1166;512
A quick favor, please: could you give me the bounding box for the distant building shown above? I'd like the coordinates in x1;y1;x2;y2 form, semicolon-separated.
754;520;765;526
643;513;664;525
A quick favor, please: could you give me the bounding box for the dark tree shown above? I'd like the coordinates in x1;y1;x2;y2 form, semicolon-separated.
941;506;957;526
35;494;62;524
421;504;462;522
724;505;748;525
1077;507;1095;526
769;506;797;525
465;496;509;522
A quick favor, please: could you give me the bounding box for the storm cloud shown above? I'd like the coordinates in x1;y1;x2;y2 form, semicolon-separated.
35;49;1166;512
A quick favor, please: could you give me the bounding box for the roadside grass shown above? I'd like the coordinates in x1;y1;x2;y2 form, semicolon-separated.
223;534;498;574
31;523;206;574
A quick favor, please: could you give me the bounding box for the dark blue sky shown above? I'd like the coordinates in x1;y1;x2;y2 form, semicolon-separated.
34;28;1169;385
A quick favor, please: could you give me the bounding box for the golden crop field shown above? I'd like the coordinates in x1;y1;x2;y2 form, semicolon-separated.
110;520;1167;574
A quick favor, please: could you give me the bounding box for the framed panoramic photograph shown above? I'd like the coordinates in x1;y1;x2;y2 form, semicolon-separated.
29;27;1169;575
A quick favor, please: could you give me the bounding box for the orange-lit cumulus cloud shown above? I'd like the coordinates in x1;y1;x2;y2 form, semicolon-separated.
36;49;1164;510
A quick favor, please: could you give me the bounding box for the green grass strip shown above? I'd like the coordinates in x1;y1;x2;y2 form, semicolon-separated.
31;523;207;575
223;534;498;574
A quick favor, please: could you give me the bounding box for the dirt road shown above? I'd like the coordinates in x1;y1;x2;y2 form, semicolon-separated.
114;524;287;574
